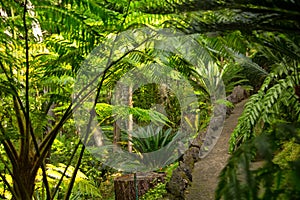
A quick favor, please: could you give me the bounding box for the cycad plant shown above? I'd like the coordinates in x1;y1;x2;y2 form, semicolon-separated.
131;126;174;153
130;126;180;170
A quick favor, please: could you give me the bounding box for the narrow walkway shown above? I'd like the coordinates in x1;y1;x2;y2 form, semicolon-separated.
185;99;248;200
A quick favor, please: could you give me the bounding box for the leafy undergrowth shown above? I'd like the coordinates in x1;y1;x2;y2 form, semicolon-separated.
216;121;300;200
140;162;178;200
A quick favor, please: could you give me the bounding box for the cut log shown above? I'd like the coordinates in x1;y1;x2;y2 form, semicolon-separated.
114;172;166;200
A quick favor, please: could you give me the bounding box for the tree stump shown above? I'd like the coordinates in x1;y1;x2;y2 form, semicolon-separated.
114;172;166;200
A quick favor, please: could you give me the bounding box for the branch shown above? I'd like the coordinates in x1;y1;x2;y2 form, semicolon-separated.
23;0;30;165
0;123;18;169
50;140;81;200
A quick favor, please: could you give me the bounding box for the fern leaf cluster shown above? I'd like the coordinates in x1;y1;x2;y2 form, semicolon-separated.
229;36;300;152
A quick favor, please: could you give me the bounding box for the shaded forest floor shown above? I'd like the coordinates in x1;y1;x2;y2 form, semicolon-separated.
185;99;248;200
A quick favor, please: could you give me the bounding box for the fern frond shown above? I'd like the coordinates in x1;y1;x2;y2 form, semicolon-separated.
229;62;300;152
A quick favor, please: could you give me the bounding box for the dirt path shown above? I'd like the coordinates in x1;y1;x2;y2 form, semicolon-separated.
185;99;248;200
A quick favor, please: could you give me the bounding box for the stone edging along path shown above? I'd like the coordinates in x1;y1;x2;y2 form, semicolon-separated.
166;98;248;200
185;99;248;200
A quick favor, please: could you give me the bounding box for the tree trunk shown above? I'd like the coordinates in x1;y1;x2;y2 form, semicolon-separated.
12;160;37;200
113;88;121;149
113;121;121;145
114;172;166;200
127;86;133;153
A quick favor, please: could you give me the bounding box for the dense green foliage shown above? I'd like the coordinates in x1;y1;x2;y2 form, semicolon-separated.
229;33;300;152
217;35;300;199
217;122;300;199
0;0;299;199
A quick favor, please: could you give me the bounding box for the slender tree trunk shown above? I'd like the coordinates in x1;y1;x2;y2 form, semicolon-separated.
113;89;121;149
113;121;121;145
128;86;133;153
93;128;104;146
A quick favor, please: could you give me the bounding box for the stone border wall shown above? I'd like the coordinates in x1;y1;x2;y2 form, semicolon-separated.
165;85;249;199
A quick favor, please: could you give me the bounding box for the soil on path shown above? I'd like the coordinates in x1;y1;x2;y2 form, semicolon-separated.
185;99;248;200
